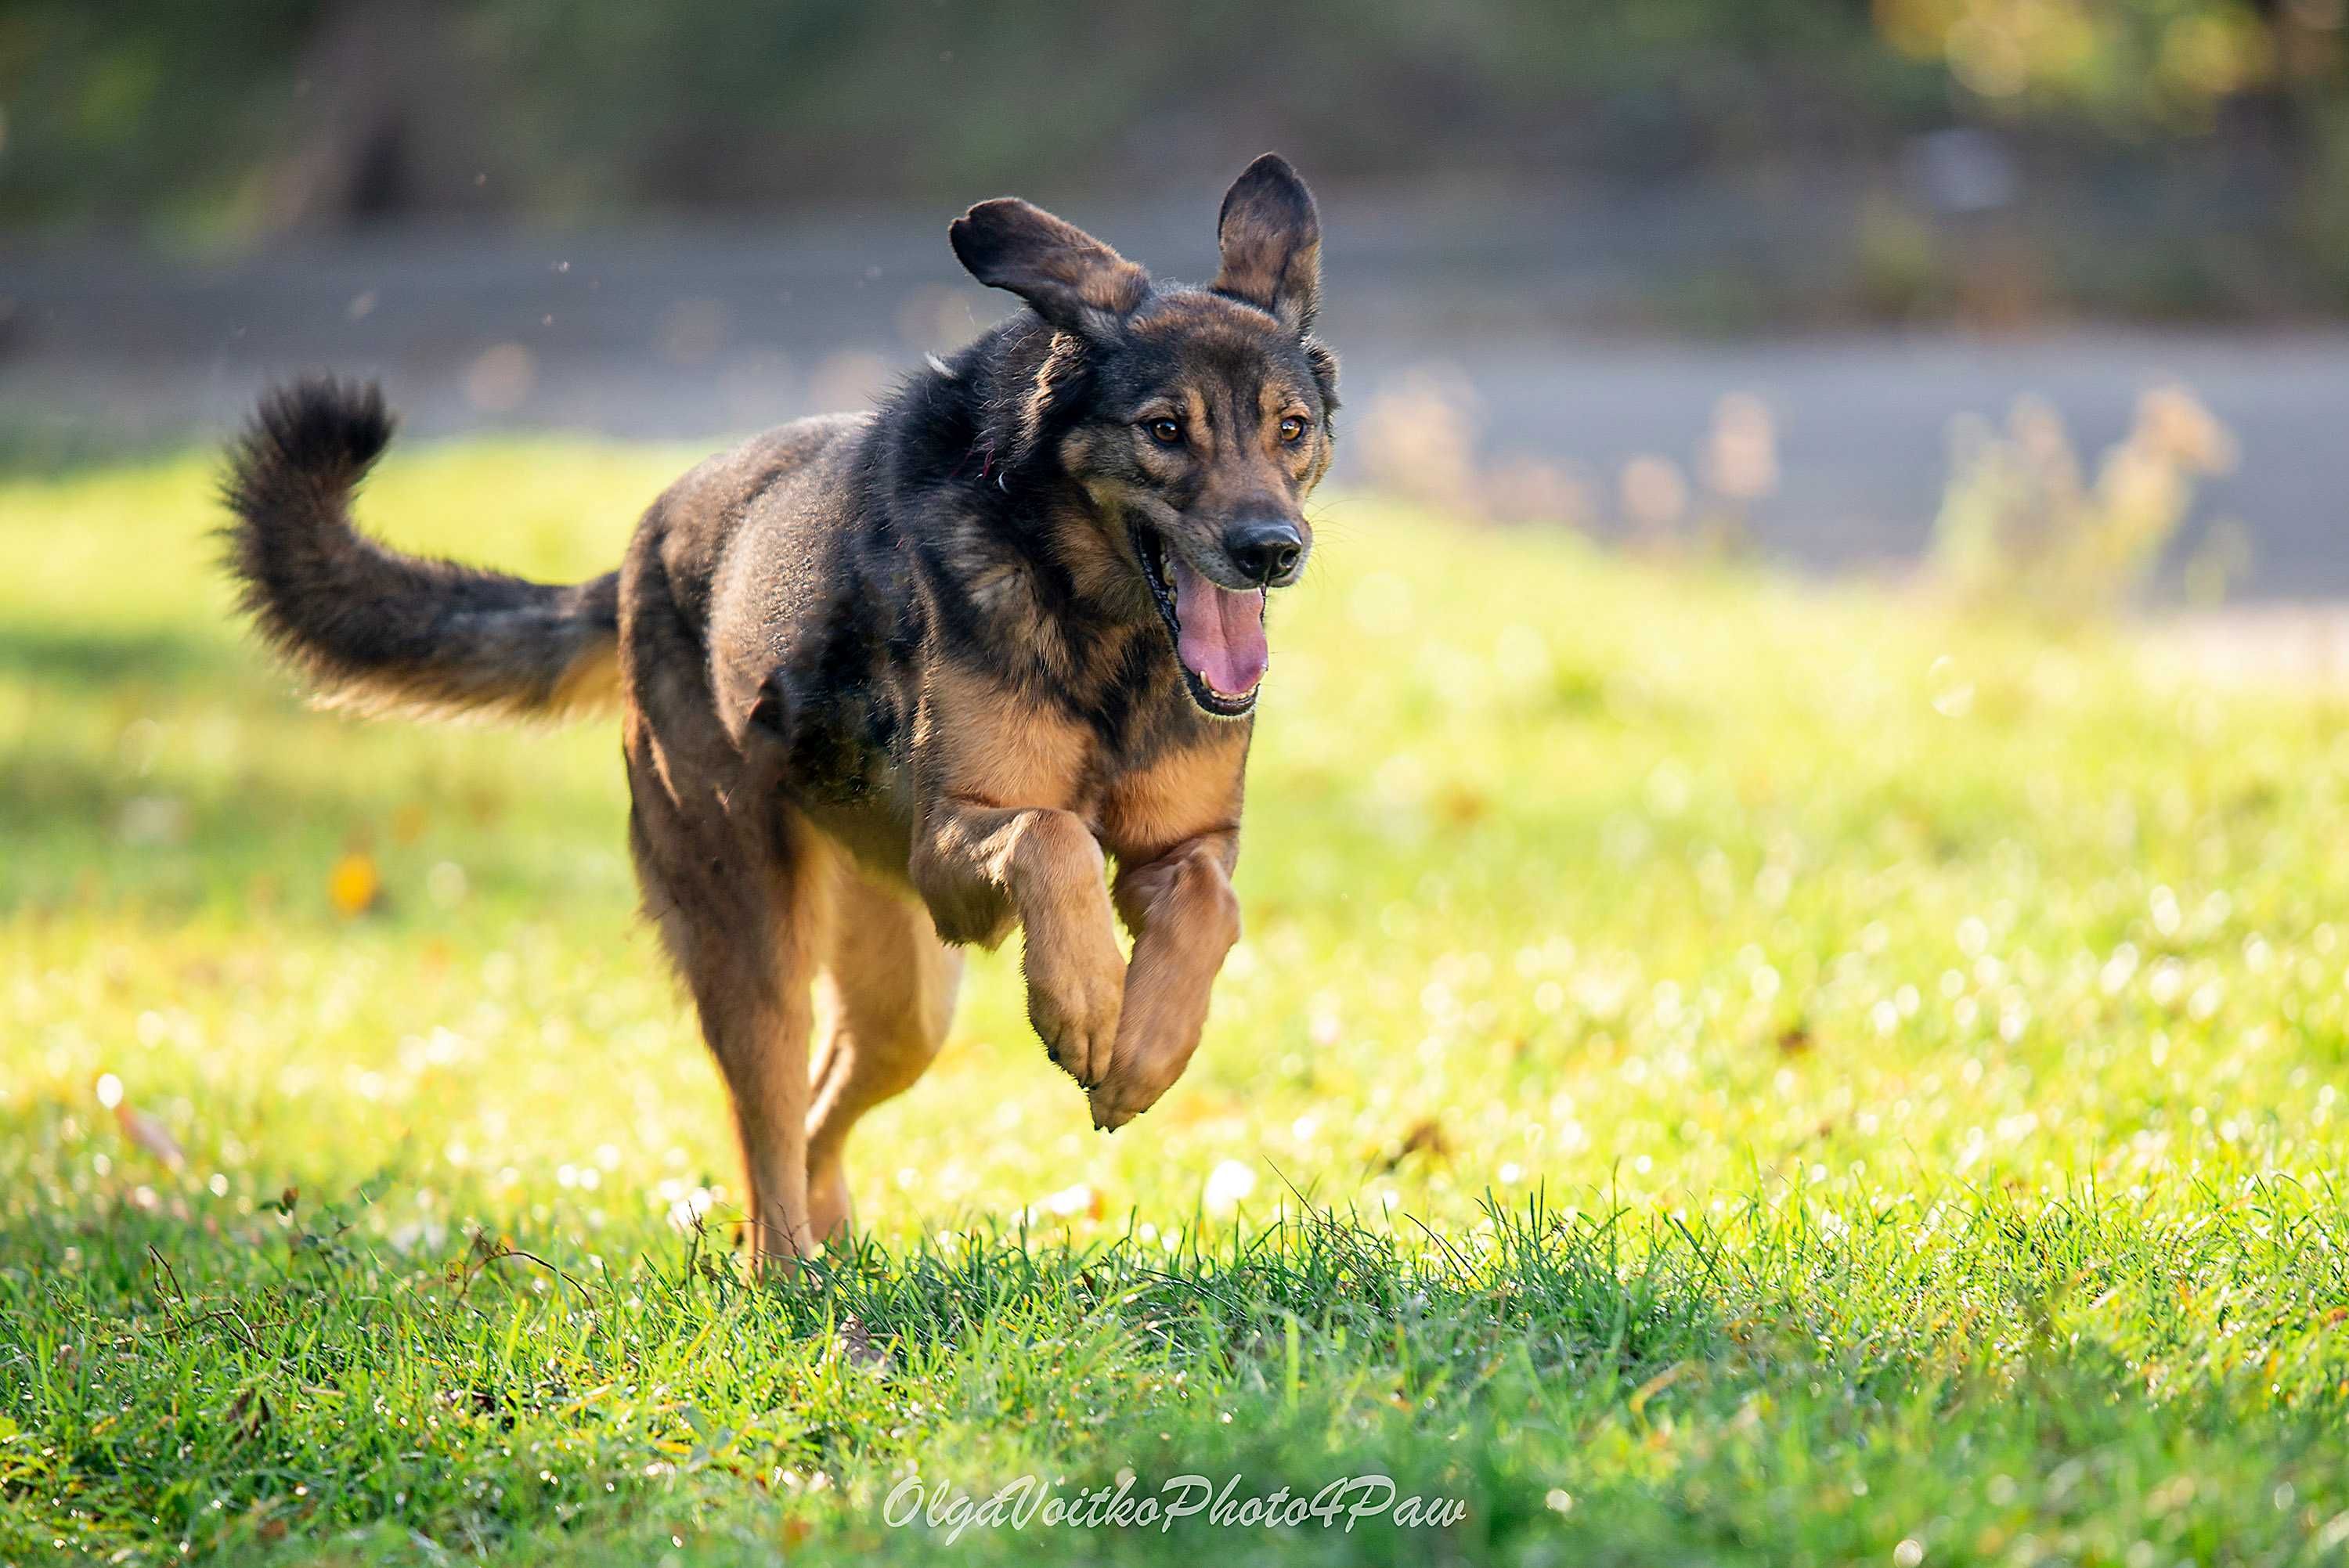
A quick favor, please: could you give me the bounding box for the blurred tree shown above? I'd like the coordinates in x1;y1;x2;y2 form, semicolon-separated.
1874;0;2285;121
0;0;1945;229
0;0;2340;308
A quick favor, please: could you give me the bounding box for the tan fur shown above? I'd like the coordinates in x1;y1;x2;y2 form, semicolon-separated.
919;661;1092;811
1095;833;1240;1129
1088;733;1250;1127
908;669;1124;1085
806;851;963;1241
1102;726;1247;858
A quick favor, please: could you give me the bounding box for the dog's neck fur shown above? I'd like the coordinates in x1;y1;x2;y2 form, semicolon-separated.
857;312;1219;757
873;316;1092;515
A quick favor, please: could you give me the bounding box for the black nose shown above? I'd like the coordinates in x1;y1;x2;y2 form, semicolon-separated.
1224;519;1306;586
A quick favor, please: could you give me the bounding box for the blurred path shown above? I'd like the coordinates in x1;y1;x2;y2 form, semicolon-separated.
5;222;2344;593
2150;604;2349;690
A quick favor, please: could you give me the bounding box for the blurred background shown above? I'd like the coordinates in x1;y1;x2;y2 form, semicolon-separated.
4;0;2347;597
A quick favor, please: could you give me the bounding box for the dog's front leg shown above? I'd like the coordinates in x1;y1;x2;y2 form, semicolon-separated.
912;798;1125;1088
1088;832;1240;1130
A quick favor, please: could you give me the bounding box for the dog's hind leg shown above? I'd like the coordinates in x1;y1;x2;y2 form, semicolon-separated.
626;719;832;1271
806;856;962;1242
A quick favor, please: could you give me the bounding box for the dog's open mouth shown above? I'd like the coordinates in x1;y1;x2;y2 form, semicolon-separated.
1133;525;1267;719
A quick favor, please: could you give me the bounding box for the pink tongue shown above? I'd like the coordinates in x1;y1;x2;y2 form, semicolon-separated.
1171;557;1268;699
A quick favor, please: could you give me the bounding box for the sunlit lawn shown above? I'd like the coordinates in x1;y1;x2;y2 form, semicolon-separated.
9;442;2349;1564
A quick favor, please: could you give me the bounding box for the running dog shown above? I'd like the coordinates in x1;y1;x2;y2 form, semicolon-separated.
222;154;1336;1265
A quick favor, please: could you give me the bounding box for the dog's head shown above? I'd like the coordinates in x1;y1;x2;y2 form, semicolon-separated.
950;154;1337;719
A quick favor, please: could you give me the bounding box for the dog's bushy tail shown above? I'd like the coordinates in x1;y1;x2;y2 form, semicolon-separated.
221;377;622;723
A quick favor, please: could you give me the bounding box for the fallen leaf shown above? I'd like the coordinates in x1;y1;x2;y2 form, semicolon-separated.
1629;1361;1688;1417
327;852;381;917
226;1388;272;1440
1376;1118;1451;1175
116;1103;185;1171
832;1314;890;1374
1438;785;1488;827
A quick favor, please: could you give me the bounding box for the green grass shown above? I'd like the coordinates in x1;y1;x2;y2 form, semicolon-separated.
9;442;2349;1565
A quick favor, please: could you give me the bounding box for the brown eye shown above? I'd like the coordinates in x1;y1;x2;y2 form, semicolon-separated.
1146;418;1183;446
1278;414;1308;444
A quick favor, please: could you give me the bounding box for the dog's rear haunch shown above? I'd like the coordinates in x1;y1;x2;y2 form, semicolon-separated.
222;154;1337;1266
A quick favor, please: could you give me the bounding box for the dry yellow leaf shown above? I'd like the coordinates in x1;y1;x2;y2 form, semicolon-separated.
328;852;381;917
116;1104;186;1171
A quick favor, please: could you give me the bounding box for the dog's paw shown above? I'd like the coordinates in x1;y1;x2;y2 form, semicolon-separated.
1029;979;1121;1088
1085;1051;1182;1131
1023;921;1125;1087
1084;984;1202;1131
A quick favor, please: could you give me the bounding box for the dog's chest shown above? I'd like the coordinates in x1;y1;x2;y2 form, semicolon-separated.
1085;727;1250;861
923;660;1247;860
1037;694;1255;863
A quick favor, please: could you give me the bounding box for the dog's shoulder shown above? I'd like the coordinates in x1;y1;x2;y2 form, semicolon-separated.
658;414;872;556
630;414;875;632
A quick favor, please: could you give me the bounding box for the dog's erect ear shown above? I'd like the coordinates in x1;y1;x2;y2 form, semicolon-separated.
950;199;1149;339
1213;153;1321;332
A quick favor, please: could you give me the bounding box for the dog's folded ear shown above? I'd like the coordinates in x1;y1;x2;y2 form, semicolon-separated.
950;199;1149;340
1213;153;1321;333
